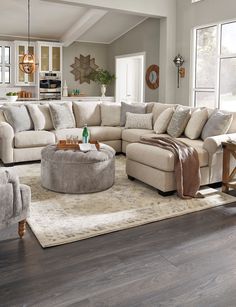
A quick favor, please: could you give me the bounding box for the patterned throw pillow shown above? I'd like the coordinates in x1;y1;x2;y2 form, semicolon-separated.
3;105;33;132
201;109;233;140
167;107;191;138
125;112;153;130
154;107;174;134
185;108;208;140
120;102;146;127
49;102;75;130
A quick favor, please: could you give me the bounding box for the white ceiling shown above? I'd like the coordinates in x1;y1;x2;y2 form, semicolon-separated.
0;0;148;45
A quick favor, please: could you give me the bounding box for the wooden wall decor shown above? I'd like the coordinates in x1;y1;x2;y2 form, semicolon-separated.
146;65;159;89
70;54;99;84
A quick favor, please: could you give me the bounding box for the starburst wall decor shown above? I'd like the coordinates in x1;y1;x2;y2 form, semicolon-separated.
70;54;99;84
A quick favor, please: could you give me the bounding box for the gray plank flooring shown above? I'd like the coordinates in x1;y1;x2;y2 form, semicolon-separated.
1;199;236;307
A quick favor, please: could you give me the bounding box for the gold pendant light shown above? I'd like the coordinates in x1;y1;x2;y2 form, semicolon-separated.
19;0;37;74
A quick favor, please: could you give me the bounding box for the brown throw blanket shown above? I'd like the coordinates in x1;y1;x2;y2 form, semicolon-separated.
140;136;201;199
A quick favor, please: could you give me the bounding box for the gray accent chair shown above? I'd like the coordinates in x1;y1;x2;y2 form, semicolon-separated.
0;168;31;238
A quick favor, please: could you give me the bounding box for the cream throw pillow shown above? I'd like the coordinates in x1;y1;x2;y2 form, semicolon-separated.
185;108;208;140
167;107;191;138
101;103;121;126
152;103;178;123
27;104;54;131
125;112;153;130
154;107;174;134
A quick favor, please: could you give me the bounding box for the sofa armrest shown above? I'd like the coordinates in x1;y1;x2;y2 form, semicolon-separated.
0;122;14;164
203;133;236;155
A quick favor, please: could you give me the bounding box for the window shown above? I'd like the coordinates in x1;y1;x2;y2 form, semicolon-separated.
0;43;11;85
192;21;236;111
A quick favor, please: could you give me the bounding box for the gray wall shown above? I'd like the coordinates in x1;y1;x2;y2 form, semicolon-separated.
176;0;236;106
107;18;160;102
63;42;109;96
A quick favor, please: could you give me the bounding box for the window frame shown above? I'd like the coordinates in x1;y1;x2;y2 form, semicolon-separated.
0;41;13;86
191;19;236;110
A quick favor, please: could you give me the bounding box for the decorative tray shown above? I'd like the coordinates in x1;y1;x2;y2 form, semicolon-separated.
56;140;100;151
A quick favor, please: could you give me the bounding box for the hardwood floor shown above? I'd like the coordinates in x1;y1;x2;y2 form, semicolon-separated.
1;198;236;307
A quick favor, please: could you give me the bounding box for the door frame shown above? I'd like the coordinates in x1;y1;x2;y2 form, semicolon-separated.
115;52;146;103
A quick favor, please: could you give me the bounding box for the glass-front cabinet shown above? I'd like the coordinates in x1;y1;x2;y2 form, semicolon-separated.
15;41;36;85
38;42;62;72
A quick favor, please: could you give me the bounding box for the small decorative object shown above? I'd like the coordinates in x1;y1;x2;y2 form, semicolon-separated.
146;65;159;89
82;124;90;143
89;69;115;97
19;0;38;74
173;54;185;88
6;92;18;102
70;54;98;84
63;80;68;97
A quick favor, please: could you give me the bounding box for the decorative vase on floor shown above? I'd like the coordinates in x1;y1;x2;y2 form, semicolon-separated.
101;84;106;97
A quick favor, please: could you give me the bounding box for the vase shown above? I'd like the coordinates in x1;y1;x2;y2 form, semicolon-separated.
101;84;106;97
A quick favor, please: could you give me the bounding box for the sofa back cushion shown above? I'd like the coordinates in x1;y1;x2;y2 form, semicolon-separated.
3;105;33;132
125;112;153;130
120;101;146;127
101;103;121;126
185;108;208;140
49;102;75;130
73;101;101;127
201;109;233;140
152;103;178;123
226;111;236;134
167;106;191;138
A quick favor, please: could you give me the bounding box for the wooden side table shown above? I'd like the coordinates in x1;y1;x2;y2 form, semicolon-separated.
222;141;236;193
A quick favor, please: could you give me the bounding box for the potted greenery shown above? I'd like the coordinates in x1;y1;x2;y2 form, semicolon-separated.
90;69;115;97
6;92;18;102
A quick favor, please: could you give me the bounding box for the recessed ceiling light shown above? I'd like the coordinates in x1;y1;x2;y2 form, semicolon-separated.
192;0;202;3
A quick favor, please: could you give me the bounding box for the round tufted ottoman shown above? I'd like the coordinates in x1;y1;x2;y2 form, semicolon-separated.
41;144;116;194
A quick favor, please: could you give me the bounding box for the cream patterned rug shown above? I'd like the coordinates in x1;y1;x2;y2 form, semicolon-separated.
14;156;235;248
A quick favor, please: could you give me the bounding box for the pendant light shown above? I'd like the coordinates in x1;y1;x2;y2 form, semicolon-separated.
19;0;37;74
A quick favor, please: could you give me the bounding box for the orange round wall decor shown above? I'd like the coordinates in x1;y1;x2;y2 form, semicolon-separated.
146;65;159;89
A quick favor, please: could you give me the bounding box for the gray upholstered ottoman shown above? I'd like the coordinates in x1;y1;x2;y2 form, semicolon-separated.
41;144;116;194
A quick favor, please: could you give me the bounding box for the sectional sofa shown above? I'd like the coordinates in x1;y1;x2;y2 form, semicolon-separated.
0;100;235;194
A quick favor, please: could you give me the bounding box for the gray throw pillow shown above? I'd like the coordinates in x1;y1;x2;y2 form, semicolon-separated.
120;101;146;126
201;109;233;140
49;102;75;130
167;108;191;138
3;105;33;132
125;112;153;130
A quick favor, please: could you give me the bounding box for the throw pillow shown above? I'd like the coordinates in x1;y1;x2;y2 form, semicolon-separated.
120;101;146;127
38;105;54;131
185;108;208;140
125;112;153;130
154;107;174;134
167;107;191;138
27;104;46;130
201;109;233;140
3;105;33;132
101;103;121;126
152;102;178;123
49;102;75;130
73;101;101;127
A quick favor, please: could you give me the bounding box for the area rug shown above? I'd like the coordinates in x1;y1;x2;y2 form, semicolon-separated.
14;156;235;248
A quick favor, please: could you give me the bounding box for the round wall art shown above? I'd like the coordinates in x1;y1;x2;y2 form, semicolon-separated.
146;65;159;89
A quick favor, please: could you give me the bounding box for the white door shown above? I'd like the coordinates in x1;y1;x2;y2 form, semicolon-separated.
116;53;145;103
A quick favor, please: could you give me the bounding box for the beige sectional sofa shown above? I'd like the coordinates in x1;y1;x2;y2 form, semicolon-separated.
0;100;235;195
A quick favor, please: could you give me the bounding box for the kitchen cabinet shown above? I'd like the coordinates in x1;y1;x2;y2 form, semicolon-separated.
15;41;36;85
38;42;62;72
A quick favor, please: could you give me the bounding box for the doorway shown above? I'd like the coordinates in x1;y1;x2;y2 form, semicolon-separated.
115;52;145;103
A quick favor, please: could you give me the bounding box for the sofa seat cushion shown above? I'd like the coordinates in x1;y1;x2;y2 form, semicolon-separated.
89;126;122;141
14;131;55;148
122;129;154;143
126;138;208;172
52;128;83;142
